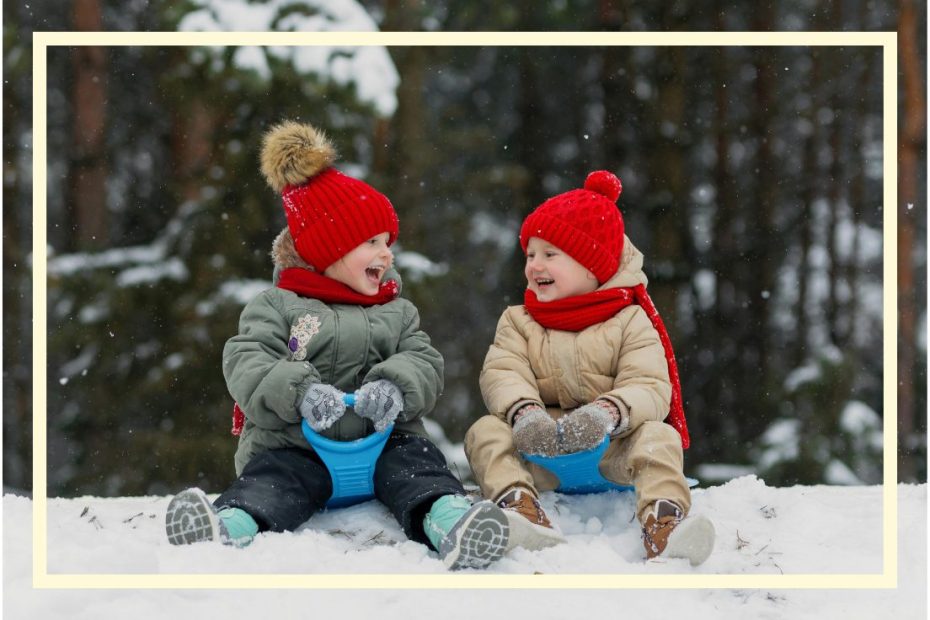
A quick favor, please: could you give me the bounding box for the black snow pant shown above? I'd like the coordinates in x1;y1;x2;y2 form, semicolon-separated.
214;431;465;548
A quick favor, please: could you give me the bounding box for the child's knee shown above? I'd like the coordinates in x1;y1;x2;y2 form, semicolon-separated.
639;420;683;448
464;415;510;451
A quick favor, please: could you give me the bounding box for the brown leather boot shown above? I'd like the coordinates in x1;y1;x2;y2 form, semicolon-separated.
642;499;715;566
496;487;566;552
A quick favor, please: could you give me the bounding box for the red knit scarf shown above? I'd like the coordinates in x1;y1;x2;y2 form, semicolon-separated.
524;284;690;449
231;268;400;436
276;267;399;306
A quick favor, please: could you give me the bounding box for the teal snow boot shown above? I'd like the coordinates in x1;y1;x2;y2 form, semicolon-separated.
423;494;510;570
165;488;258;548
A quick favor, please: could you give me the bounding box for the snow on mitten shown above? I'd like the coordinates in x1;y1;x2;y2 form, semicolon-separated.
299;383;347;431
557;401;619;454
512;405;559;456
354;379;403;432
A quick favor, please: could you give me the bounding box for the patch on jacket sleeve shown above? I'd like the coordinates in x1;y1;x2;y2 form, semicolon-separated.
287;314;321;361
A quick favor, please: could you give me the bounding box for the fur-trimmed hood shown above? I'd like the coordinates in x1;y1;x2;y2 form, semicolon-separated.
597;235;649;291
270;227;403;294
271;227;312;273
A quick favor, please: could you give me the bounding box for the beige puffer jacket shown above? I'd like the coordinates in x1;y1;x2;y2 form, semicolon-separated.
478;236;671;437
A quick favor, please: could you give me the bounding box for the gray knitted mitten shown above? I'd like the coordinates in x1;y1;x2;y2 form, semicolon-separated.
512;406;559;456
354;379;404;432
299;383;347;431
557;402;617;454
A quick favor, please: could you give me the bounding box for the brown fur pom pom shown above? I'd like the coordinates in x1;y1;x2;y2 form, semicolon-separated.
260;121;336;192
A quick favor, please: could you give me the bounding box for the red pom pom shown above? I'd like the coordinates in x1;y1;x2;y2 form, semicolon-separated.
584;170;622;202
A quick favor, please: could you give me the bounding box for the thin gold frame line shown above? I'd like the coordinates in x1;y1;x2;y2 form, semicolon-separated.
32;30;898;589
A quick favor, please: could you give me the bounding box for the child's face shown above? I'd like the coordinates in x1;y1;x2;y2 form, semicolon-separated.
524;237;599;302
323;232;394;295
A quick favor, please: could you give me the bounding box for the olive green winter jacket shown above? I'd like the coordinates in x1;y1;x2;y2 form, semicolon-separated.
223;229;443;475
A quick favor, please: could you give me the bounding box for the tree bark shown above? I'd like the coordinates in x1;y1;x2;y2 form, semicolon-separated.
2;55;33;491
795;48;820;368
711;19;739;434
825;65;844;347
599;0;633;172
896;0;925;482
649;45;687;318
748;37;777;391
825;1;845;347
845;3;875;366
734;5;779;445
170;98;218;204
380;0;428;245
69;0;108;250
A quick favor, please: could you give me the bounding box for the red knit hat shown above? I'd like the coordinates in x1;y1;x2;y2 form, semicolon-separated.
519;170;624;284
260;121;398;272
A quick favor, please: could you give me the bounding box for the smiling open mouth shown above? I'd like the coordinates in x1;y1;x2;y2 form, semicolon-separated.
366;266;384;282
535;278;554;286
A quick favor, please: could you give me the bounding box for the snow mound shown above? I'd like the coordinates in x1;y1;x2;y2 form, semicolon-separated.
3;481;925;619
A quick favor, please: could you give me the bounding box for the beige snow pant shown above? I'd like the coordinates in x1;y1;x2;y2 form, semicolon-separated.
464;414;691;524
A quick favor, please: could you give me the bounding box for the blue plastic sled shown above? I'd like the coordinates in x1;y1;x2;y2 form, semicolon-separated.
300;392;393;508
522;435;698;495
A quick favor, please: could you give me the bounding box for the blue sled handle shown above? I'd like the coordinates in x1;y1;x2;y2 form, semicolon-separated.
300;392;394;508
300;394;392;508
522;434;699;495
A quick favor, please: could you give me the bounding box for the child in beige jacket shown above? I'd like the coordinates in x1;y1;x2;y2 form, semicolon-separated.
465;171;714;566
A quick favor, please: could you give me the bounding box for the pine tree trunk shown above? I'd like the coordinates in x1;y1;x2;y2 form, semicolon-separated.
170;98;217;204
795;47;820;368
2;68;32;491
486;46;549;303
380;0;428;244
825;2;846;347
599;6;632;171
845;5;875;366
896;0;925;482
711;43;738;428
69;0;108;250
825;74;844;347
649;46;686;321
736;6;779;445
748;42;776;390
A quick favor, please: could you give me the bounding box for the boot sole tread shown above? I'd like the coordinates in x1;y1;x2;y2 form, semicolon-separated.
165;489;221;546
663;514;715;566
440;502;510;570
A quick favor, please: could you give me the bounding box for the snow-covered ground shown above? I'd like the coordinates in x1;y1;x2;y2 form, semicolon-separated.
3;478;926;619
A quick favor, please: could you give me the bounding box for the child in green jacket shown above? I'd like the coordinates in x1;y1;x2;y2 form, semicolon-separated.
165;122;509;570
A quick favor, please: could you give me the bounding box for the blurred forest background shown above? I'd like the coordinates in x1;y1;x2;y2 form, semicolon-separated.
3;0;926;498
